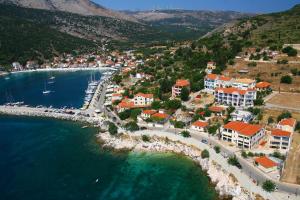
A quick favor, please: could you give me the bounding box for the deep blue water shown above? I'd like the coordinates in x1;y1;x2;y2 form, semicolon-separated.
0;70;102;108
0;116;218;200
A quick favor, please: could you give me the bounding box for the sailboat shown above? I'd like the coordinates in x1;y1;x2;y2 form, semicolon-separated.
42;82;51;95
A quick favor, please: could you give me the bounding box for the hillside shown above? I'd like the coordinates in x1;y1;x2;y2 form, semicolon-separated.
0;0;137;22
219;4;300;47
0;15;96;66
124;10;253;41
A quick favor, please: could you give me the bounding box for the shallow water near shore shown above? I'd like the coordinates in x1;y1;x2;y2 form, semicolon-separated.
0;115;218;200
0;70;102;108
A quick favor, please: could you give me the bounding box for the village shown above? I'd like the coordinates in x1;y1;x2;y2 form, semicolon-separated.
98;45;300;188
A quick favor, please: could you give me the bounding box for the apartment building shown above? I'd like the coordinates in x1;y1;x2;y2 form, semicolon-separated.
221;121;265;149
172;79;190;97
133;93;154;107
269;129;292;151
215;87;257;107
204;74;232;93
232;78;256;90
277;118;297;133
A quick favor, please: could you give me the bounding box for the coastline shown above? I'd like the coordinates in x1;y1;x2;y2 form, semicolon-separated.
6;66;114;75
97;132;251;200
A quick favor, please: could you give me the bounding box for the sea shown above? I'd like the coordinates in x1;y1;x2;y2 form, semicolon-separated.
0;71;218;200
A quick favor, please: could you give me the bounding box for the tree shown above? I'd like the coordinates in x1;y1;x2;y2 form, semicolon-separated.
277;111;292;122
241;151;248;158
181;131;191;138
201;149;210;159
118;110;131;120
228;156;242;169
130;109;142;120
214;146;220;154
208;125;219;135
180;87;190;101
164;99;182;110
124;122;139;132
262;180;276;192
142;135;150;142
268;116;274;124
151;101;161;110
108;122;118;135
280;75;292;84
174;121;185;128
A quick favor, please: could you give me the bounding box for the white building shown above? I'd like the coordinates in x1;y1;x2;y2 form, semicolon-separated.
205;62;216;74
221;121;265;149
133;93;154;107
172;79;190;97
215;87;257;107
230;110;253;123
277;118;296;133
232;78;256;90
190;121;209;132
269;129;292;151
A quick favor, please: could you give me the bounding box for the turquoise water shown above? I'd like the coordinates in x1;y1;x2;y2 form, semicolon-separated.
0;70;102;108
0;115;218;200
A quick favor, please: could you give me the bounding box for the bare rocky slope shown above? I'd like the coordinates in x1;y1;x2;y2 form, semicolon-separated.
0;0;137;22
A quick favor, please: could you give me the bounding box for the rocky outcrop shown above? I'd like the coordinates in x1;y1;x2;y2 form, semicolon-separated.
0;0;137;22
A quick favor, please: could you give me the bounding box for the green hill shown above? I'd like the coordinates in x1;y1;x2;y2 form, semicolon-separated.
219;4;300;48
0;16;96;66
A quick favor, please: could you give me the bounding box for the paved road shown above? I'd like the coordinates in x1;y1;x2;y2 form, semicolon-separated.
136;124;300;196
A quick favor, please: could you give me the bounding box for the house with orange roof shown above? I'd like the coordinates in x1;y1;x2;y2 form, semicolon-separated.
191;121;209;132
117;99;134;112
215;87;257;107
141;110;157;119
277;118;297;133
254;156;278;173
221;121;265;149
209;106;226;116
133;93;154;107
256;82;271;92
269;129;292;151
172;79;190;97
151;111;170;125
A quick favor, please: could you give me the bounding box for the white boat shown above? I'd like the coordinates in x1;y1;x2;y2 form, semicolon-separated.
48;81;55;84
42;82;51;94
49;76;55;80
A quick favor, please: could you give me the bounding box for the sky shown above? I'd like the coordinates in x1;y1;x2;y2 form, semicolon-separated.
94;0;300;13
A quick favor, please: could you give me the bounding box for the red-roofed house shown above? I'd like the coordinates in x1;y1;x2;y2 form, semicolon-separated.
112;93;123;103
141;110;157;119
256;82;271;91
209;106;225;116
277;118;297;133
215;87;257;107
134;93;154;107
172;79;190;97
269;129;292;151
117;99;134;112
221;121;265;149
191;121;209;132
255;156;278;173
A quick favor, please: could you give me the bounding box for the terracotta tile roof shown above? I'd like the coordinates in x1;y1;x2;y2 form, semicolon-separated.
255;156;278;168
219;76;232;82
142;110;157;115
215;87;255;95
118;99;134;108
278;118;296;127
256;82;271;89
135;93;154;99
209;106;225;113
271;129;291;137
192;121;209;128
223;121;263;137
112;93;122;97
175;79;190;87
206;74;218;80
152;113;169;119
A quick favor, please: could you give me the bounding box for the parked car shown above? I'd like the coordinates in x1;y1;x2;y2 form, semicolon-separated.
201;139;208;144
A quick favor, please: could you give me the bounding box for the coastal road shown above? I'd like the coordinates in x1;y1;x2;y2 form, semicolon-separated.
138;124;300;196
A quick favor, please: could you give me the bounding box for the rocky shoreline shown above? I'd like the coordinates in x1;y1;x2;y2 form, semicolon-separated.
97;132;255;200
